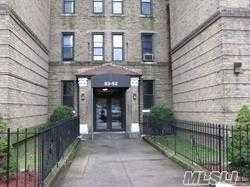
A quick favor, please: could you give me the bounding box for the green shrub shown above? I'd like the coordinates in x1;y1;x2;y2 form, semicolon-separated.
229;105;250;178
0;119;7;153
0;150;18;178
0;119;17;178
236;105;250;125
0;119;7;132
149;104;174;130
49;105;74;123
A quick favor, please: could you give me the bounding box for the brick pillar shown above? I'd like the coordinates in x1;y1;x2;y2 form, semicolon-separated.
78;77;93;134
126;77;140;138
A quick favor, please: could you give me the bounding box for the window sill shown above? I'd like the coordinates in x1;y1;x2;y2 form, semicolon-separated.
142;109;151;113
61;13;77;17
139;15;154;18
92;61;105;64
90;14;105;17
110;14;125;17
141;61;157;65
62;61;74;64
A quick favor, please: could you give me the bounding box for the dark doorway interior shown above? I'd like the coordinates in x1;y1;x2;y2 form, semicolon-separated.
94;88;126;132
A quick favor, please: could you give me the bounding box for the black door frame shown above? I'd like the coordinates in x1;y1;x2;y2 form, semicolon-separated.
93;88;126;132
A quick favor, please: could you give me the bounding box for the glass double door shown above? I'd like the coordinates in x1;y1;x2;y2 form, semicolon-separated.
94;89;125;131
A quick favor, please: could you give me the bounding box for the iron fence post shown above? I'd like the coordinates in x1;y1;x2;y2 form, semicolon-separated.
225;125;229;172
78;117;80;137
57;126;60;165
174;125;177;155
16;128;19;187
231;126;234;165
7;128;10;187
218;125;222;172
247;124;249;168
34;129;37;187
239;125;242;178
24;128;28;187
41;133;44;186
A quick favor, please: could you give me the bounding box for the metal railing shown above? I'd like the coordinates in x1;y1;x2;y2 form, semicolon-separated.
0;117;79;186
143;116;250;182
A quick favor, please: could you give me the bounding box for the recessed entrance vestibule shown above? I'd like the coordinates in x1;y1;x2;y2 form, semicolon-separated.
94;88;126;132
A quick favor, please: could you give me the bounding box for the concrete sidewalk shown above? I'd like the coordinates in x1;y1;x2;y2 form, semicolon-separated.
52;133;186;187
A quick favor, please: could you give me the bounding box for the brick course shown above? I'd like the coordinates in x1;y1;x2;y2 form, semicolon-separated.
170;0;250;125
0;2;50;129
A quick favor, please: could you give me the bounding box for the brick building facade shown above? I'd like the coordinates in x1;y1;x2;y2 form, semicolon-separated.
0;0;249;132
170;0;250;124
0;1;50;129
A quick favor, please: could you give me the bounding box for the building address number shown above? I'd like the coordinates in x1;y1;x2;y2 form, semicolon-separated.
104;81;119;87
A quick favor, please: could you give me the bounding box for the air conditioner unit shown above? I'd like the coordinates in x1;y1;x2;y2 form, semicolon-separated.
143;53;154;62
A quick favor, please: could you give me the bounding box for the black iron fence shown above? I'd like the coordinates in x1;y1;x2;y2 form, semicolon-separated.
0;117;79;187
143;116;250;182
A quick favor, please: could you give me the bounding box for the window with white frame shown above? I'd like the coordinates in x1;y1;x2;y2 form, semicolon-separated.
93;33;104;61
112;0;123;14
112;33;124;62
141;0;152;15
63;0;75;14
93;0;104;14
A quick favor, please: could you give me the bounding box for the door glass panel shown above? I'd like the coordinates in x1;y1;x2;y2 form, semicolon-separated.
111;98;122;130
96;98;108;130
